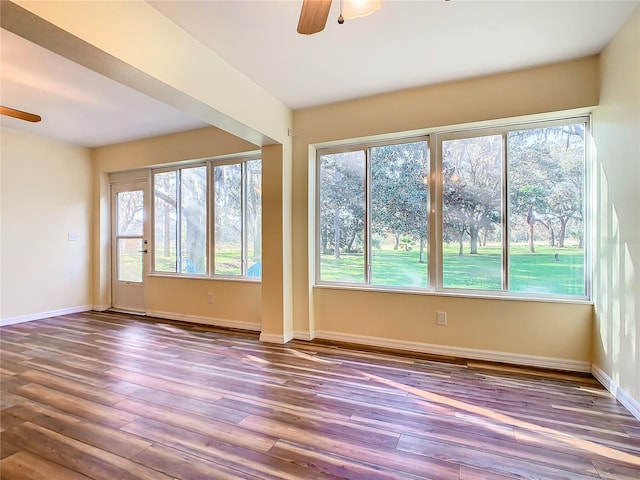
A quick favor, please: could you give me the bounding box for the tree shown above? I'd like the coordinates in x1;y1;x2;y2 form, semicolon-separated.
154;167;207;273
510;185;547;253
371;142;429;263
442;135;502;255
319;152;365;258
246;160;262;262
117;190;144;236
508;124;584;251
181;166;207;273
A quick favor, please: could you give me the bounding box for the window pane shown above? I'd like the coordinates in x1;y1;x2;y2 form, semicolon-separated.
442;135;503;290
319;151;366;283
371;142;429;288
180;166;207;274
508;123;586;296
154;171;177;272
117;190;143;236
214;163;242;275
246;160;262;278
118;238;143;282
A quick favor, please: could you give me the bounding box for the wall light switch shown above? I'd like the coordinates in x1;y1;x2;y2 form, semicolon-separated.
68;232;79;241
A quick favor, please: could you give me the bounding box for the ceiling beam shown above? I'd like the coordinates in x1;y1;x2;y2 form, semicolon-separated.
1;0;291;146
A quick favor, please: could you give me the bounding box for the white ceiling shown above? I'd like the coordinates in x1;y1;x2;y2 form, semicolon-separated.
1;0;638;148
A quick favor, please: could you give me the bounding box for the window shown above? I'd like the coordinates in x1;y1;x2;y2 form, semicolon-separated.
213;159;262;276
507;123;586;296
152;157;261;278
153;165;207;274
318;140;430;288
115;190;145;282
442;134;503;290
316;117;589;299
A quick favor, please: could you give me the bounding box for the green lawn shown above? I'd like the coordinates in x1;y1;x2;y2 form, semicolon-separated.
320;244;585;296
155;243;585;296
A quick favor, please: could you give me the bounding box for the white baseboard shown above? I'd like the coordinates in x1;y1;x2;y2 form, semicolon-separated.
293;330;315;341
260;331;294;344
145;310;260;332
592;365;640;421
0;305;92;327
312;330;592;373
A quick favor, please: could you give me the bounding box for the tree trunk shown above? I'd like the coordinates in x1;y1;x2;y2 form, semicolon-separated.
526;206;535;253
163;203;171;257
558;218;568;248
419;237;426;263
333;209;341;259
183;207;206;273
393;234;400;250
458;231;464;256
320;228;327;255
469;224;479;254
347;231;356;252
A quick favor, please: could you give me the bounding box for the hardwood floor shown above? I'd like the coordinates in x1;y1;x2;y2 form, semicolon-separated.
1;311;639;480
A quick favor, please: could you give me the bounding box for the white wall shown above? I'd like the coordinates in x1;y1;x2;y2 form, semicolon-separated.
0;127;92;323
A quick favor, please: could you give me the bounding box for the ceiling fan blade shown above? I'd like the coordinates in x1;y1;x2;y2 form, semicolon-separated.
297;0;332;35
0;106;41;123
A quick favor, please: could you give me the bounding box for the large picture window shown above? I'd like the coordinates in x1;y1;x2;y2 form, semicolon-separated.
507;123;586;296
316;117;588;299
318;140;430;288
152;156;261;278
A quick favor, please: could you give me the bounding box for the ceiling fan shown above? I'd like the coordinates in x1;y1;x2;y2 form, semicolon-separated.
297;0;382;35
0;106;41;123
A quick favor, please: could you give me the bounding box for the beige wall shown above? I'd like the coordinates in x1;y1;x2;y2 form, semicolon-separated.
92;126;262;325
592;7;640;407
2;43;622;377
0;128;92;321
292;58;599;365
146;277;261;329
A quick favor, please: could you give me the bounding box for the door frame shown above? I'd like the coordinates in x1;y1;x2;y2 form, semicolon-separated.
110;180;150;313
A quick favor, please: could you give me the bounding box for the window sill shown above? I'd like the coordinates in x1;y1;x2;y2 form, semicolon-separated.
313;283;593;305
147;273;261;284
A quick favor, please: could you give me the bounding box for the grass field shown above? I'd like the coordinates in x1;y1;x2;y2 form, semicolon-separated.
320;244;585;296
150;243;585;296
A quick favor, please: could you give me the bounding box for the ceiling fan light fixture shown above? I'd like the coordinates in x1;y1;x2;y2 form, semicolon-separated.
341;0;381;20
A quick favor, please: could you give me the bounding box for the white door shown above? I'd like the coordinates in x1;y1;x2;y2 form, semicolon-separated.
111;182;148;313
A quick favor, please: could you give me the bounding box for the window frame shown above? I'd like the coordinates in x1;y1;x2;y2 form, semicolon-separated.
152;162;208;277
314;115;591;302
150;154;261;280
316;136;431;290
436;127;508;295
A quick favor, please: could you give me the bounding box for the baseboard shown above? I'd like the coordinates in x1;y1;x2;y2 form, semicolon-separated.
145;310;260;333
92;304;111;312
592;364;640;421
293;330;316;341
0;305;92;327
260;331;294;344
312;330;592;373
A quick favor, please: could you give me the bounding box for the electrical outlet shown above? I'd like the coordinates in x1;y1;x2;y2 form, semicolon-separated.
436;311;447;326
207;292;215;304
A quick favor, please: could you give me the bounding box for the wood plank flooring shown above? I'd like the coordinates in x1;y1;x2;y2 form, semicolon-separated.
1;311;639;479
